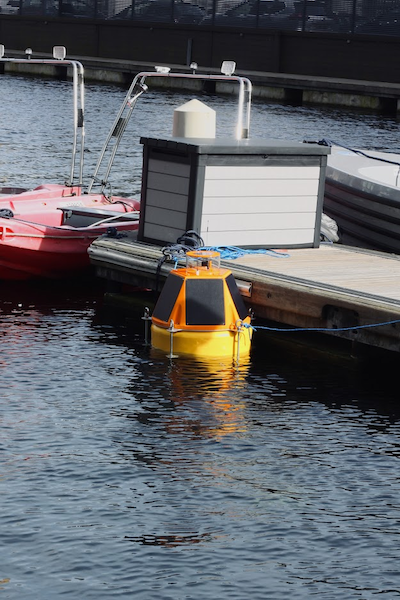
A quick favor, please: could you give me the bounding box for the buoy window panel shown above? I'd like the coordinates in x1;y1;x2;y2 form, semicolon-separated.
185;279;225;326
152;273;183;323
225;274;248;320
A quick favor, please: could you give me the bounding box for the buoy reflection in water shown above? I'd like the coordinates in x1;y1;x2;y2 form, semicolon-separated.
150;350;250;439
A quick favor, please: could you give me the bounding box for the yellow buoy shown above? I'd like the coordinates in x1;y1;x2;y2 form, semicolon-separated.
151;250;253;359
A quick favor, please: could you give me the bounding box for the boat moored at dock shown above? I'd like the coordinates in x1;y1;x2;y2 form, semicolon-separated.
324;143;400;254
0;183;139;279
0;46;140;279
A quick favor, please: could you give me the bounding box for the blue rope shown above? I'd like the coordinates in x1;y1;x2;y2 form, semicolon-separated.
244;318;400;334
199;246;290;260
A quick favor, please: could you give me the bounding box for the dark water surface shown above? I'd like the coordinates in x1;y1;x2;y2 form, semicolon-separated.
1;281;400;600
1;74;400;599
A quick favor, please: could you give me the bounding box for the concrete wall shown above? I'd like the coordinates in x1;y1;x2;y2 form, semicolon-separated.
1;15;400;83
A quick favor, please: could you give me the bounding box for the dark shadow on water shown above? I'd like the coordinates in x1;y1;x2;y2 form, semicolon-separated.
0;275;107;315
249;326;400;423
94;292;400;427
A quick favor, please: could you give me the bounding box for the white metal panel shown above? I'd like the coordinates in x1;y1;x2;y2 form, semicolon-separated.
199;164;321;246
200;228;315;247
202;195;318;214
204;165;320;180
203;178;319;197
200;212;316;232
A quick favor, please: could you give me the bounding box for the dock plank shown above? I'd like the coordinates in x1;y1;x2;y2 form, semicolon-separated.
229;245;400;303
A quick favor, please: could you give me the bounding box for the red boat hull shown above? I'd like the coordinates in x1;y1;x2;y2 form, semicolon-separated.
0;231;115;279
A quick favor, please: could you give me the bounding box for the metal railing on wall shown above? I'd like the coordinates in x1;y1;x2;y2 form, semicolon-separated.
1;0;399;37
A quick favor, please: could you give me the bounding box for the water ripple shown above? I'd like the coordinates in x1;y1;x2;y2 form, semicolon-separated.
2;75;400;598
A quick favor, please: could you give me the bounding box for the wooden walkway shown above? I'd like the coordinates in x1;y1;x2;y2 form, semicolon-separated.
88;236;400;353
233;245;400;304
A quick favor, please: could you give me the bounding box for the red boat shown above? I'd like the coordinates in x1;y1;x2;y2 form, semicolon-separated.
0;46;140;279
0;184;139;280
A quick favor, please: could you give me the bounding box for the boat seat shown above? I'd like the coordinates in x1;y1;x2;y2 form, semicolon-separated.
59;206;139;227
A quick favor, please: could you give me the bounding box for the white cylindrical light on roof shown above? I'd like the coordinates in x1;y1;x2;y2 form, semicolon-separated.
173;99;216;139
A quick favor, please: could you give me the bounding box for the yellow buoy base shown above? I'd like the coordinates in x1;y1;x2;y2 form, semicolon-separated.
151;324;252;358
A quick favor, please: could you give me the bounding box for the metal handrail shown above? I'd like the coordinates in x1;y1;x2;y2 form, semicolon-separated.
0;47;85;187
87;67;252;194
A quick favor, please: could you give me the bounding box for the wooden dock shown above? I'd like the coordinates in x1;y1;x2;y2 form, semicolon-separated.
89;235;400;353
